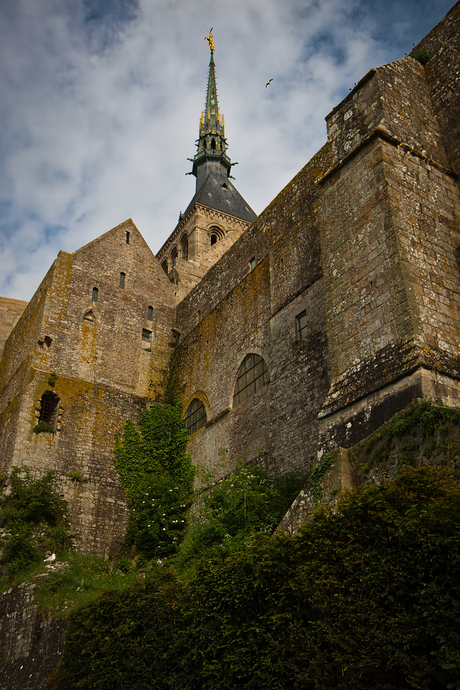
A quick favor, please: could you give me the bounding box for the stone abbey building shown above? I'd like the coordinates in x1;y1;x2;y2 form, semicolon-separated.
1;3;460;556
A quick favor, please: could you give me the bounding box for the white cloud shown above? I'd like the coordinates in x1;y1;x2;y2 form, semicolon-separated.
0;0;455;299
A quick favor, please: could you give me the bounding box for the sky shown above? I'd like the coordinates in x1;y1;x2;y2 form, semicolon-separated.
0;0;455;301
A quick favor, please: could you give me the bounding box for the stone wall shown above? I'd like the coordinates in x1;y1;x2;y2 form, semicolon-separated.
172;146;332;477
0;297;28;360
0;220;176;554
0;583;66;690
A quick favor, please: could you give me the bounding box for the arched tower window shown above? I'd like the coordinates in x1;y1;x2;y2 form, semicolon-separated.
91;287;98;303
38;391;60;429
209;226;224;246
171;247;178;268
161;259;168;275
211;138;216;150
119;272;126;288
233;354;268;408
184;398;207;436
147;306;153;321
181;234;189;261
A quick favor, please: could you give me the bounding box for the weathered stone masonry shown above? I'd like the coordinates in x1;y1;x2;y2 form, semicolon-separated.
0;2;460;557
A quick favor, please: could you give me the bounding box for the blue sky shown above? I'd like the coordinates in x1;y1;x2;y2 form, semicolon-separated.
0;0;455;300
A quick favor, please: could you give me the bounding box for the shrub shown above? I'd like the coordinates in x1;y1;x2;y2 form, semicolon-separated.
33;420;55;434
0;468;70;580
54;466;460;690
410;48;432;65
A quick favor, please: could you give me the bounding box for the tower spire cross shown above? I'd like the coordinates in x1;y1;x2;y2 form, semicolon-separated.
191;30;231;179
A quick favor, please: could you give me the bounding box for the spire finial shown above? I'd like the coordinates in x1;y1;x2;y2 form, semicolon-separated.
204;28;215;52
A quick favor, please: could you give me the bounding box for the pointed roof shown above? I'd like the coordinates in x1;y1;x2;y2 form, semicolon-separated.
188;34;256;223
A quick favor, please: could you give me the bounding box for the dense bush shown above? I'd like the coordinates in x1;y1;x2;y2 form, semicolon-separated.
114;399;194;559
0;468;70;579
176;462;307;571
54;466;460;690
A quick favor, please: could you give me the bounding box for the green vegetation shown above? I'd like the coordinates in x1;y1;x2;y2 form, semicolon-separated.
35;551;147;616
362;398;460;469
307;452;333;503
175;461;307;575
114;399;195;559
51;466;460;690
32;420;55;434
0;468;70;582
48;372;58;387
410;48;432;65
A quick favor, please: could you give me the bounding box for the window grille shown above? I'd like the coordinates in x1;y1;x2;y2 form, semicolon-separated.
296;310;308;341
142;329;151;343
39;391;59;428
233;354;268;407
184;398;207;436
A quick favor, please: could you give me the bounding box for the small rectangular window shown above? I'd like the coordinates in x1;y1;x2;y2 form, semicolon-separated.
142;328;152;343
92;287;98;303
296;310;308;341
125;231;130;244
119;272;126;288
147;306;153;321
249;257;256;271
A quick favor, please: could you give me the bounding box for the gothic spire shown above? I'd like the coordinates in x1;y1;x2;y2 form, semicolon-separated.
192;33;231;178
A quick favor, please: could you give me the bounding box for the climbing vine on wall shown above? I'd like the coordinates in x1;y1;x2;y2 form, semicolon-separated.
114;398;194;559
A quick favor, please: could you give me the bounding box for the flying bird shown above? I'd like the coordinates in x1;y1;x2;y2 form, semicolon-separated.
265;79;273;88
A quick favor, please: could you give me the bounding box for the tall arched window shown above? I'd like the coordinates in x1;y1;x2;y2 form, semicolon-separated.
181;234;189;261
91;287;98;303
147;306;153;321
119;272;126;288
171;247;178;268
161;259;168;275
233;354;268;407
184;398;207;436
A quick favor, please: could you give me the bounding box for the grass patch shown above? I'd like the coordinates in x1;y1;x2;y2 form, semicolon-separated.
35;551;152;616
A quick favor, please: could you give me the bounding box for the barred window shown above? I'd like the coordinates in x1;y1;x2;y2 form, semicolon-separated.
296;310;308;341
39;391;59;428
184;398;207;436
233;354;268;407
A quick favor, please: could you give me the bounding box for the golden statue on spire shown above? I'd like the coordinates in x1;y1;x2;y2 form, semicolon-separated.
204;28;215;52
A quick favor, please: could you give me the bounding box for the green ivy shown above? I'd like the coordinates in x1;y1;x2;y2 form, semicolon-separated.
307;453;334;503
114;398;194;559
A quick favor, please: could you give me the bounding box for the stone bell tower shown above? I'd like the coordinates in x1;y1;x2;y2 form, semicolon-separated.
156;31;256;302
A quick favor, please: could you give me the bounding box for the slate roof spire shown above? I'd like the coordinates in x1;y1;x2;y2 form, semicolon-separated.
192;37;231;178
186;33;257;224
